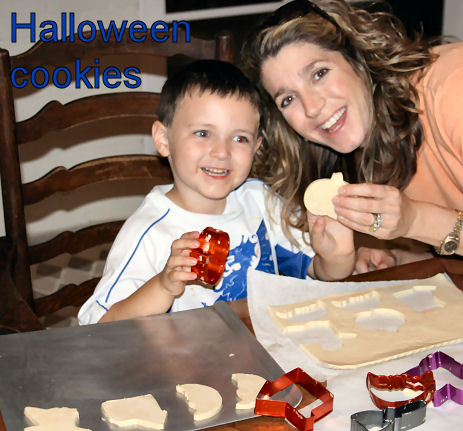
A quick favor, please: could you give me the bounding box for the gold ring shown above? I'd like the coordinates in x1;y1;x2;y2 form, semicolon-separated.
369;213;382;232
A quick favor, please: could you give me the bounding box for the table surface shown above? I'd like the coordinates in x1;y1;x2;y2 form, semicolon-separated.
1;255;462;431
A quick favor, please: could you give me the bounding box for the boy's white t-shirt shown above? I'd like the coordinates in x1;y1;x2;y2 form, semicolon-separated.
78;179;314;324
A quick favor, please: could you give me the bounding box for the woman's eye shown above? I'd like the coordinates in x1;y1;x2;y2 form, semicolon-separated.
314;68;329;81
280;95;295;109
233;136;249;144
194;130;209;137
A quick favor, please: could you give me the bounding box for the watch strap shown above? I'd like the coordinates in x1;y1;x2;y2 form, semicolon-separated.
435;209;463;255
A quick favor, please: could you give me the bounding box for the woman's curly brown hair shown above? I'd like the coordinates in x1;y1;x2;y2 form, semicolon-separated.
241;0;439;245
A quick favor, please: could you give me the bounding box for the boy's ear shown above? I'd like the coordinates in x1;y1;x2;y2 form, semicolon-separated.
254;136;263;153
152;120;170;157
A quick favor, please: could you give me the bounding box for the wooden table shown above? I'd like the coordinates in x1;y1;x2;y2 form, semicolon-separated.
1;256;462;431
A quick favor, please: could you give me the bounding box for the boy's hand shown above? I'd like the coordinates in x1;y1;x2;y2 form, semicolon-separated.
308;212;354;259
308;211;355;281
159;231;200;297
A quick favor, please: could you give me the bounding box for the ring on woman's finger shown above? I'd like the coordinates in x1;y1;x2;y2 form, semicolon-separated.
369;213;382;232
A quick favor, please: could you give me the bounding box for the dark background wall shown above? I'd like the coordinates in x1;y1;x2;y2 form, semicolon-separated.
358;0;444;38
166;0;279;13
182;1;444;60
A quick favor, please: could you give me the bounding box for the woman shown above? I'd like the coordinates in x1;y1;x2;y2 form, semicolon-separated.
242;0;463;272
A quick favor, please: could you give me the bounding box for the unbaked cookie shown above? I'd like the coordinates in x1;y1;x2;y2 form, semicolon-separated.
101;394;167;429
303;172;346;219
176;383;222;421
231;373;266;409
24;406;91;430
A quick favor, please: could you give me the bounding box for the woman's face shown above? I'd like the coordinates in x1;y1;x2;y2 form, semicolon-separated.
261;41;372;154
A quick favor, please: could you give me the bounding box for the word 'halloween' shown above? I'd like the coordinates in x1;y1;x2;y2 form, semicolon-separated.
10;12;191;89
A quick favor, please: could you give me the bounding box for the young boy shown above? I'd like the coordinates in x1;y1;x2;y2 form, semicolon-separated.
78;60;355;325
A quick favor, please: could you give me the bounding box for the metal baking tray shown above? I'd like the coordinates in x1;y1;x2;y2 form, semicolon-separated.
0;301;301;430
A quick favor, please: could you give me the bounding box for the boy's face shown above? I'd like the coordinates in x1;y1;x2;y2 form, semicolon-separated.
153;89;261;214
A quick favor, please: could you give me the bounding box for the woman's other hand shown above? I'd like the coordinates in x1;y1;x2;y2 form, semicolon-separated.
354;247;396;274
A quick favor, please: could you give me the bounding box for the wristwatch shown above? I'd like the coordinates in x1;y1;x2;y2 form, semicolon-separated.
435;209;463;255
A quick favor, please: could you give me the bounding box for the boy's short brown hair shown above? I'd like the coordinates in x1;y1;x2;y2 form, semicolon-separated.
158;59;261;128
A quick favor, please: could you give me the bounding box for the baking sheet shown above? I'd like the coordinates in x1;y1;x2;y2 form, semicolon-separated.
0;302;301;431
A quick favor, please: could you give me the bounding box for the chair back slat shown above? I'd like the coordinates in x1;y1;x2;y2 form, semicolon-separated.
22;155;172;205
16;92;160;143
28;221;124;265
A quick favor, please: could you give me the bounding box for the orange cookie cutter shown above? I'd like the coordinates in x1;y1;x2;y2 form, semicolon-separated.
255;368;334;431
190;227;230;285
366;371;436;410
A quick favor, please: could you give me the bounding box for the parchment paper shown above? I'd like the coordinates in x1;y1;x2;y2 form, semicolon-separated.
246;268;463;430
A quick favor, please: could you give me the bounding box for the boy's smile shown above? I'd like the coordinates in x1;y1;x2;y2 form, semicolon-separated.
153;89;261;214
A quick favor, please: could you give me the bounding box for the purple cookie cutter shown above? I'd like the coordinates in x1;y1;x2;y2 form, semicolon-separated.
406;351;463;406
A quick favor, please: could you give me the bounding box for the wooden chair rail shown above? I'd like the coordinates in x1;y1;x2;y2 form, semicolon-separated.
16;92;160;143
34;278;99;317
23;155;172;205
28;220;123;265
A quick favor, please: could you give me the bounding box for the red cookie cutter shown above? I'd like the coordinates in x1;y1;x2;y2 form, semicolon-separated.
190;227;230;285
255;368;334;431
366;371;436;410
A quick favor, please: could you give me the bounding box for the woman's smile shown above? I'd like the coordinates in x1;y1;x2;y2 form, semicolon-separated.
319;106;347;134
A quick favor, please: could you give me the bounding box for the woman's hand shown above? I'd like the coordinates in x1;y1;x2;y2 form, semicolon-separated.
354;246;433;274
333;183;416;240
354;247;396;274
158;231;200;297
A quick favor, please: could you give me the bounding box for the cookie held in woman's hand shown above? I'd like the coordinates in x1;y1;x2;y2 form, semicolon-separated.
303;172;346;219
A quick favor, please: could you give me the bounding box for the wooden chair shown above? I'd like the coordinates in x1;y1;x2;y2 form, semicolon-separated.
0;29;234;331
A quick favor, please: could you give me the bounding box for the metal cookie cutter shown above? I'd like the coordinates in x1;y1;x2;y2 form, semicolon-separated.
366;371;436;409
405;350;463;406
255;368;334;431
190;226;230;285
351;400;427;431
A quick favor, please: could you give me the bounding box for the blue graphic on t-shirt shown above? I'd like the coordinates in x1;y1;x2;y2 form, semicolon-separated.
215;220;275;302
255;219;274;273
213;220;312;305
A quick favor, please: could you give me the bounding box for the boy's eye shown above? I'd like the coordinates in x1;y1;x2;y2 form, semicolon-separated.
194;130;209;137
233;136;249;144
280;95;295;109
314;67;329;81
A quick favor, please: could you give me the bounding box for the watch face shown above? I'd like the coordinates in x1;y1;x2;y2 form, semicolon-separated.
444;239;458;253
